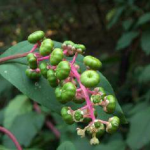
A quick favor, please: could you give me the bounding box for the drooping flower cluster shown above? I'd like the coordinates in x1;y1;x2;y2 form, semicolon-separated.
26;30;120;145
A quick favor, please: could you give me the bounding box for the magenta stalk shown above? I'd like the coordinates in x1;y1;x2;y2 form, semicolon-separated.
0;126;22;150
71;65;96;121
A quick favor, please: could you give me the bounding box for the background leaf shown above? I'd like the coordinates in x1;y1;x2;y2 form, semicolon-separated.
57;141;76;150
3;95;32;128
3;112;45;148
126;107;150;150
116;31;139;50
141;30;150;55
137;12;150;26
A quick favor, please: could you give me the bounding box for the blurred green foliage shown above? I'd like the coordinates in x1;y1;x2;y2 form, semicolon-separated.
0;0;150;149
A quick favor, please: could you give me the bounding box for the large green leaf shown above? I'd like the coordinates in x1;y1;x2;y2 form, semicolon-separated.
57;141;76;150
0;41;126;123
126;107;150;150
3;112;45;148
141;30;150;55
3;95;32;128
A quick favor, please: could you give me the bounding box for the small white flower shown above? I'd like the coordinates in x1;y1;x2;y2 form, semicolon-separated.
77;128;85;138
90;137;99;145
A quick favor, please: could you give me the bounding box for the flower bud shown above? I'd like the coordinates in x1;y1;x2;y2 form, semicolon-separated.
77;128;85;138
90;136;99;145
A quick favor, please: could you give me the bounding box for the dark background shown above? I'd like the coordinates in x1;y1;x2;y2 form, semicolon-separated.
0;0;150;150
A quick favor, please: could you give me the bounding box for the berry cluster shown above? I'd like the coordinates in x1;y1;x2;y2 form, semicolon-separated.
26;31;120;145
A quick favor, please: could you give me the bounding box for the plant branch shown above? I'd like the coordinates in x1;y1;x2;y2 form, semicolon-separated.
0;52;29;64
0;126;22;150
33;102;60;139
71;65;95;121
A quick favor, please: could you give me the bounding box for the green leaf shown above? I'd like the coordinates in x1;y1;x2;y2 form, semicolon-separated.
3;112;45;148
116;31;139;50
126;107;150;149
0;145;10;150
0;75;13;98
141;30;150;55
107;6;125;29
137;12;150;26
138;64;150;83
94;140;126;150
122;19;133;31
57;141;76;150
0;41;126;123
3;95;32;128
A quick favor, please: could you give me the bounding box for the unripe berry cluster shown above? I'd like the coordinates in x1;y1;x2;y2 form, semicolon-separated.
26;31;120;145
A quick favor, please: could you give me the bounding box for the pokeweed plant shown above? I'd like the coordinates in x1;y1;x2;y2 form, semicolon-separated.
0;30;126;149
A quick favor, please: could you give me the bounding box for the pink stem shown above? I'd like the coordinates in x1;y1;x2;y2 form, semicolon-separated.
38;55;50;61
0;52;29;64
63;50;68;55
71;52;78;65
33;102;60;139
77;88;82;92
80;105;88;110
99;120;109;125
29;43;39;53
46;121;60;139
0;127;22;150
71;65;95;121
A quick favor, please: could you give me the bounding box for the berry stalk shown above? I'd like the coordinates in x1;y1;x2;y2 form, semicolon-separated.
71;64;96;121
0;126;22;150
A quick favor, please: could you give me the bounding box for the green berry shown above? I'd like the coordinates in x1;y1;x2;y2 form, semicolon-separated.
74;110;83;121
80;70;100;88
39;39;54;56
47;69;58;87
28;30;45;44
83;56;102;70
61;107;74;125
27;53;37;69
55;82;76;103
25;69;41;80
96;123;105;137
106;116;120;134
94;121;101;129
104;95;116;114
56;61;71;80
39;62;48;78
50;48;64;65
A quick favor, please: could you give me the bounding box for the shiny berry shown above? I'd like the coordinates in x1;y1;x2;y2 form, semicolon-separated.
39;39;54;56
39;62;48;78
83;55;102;70
28;30;45;44
50;48;64;65
27;53;37;69
56;61;71;80
80;70;100;88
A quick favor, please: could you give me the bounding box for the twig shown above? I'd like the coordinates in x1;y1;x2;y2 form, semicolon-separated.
0;126;22;150
0;52;29;64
